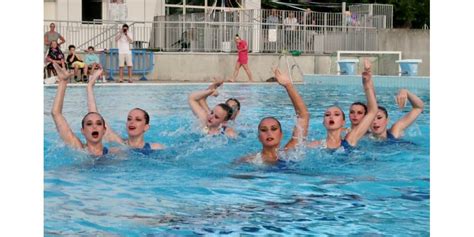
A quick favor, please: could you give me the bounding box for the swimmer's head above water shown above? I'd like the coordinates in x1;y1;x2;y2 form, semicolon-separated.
225;98;240;121
370;106;389;136
207;103;233;128
258;116;283;148
323;106;346;131
81;112;107;144
349;102;367;127
126;108;150;138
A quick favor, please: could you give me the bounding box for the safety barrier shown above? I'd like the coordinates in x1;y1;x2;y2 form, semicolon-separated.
100;48;154;81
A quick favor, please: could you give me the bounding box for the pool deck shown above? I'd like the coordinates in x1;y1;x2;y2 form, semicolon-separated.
44;74;429;88
43;80;304;87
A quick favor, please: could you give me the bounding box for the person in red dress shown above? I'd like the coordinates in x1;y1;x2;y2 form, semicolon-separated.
230;34;254;82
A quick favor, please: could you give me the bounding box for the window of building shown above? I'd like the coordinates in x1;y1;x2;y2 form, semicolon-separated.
166;0;183;5
82;0;103;22
186;0;205;6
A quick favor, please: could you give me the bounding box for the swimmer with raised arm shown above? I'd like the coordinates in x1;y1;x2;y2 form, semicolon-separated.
241;68;309;165
199;96;241;122
86;73;164;153
308;59;378;150
50;63;117;156
188;80;237;138
370;89;424;140
196;80;241;127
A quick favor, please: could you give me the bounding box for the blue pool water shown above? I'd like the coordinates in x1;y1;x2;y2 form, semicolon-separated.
44;78;430;235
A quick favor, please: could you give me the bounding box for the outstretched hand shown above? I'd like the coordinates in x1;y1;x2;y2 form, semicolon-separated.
363;58;371;73
273;68;292;87
208;77;224;90
52;62;73;82
210;77;224;89
396;89;408;109
362;59;372;82
88;69;103;87
205;77;224;97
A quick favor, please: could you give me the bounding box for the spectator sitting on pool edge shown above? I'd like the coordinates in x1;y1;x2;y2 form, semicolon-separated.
67;45;87;82
84;46;104;81
45;40;65;77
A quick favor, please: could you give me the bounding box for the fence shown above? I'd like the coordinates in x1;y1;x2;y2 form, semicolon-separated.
348;4;393;29
100;49;154;81
44;8;384;54
43;20;152;51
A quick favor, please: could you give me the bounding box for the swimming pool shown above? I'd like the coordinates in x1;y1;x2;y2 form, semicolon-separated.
44;77;430;235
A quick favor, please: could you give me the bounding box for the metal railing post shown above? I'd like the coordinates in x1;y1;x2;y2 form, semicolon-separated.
323;13;327;53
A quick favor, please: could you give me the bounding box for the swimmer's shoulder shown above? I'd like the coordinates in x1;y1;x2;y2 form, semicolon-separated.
108;147;123;154
225;127;237;138
307;139;324;148
235;153;261;164
387;128;402;139
237;154;255;163
150;143;165;150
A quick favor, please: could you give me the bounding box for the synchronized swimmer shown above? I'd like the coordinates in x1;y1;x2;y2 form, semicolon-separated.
241;68;309;165
87;72;165;154
50;58;424;162
308;59;377;150
188;80;237;138
50;62;119;156
370;88;424;140
194;78;241;130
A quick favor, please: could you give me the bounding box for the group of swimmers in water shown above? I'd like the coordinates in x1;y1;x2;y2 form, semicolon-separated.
50;59;424;164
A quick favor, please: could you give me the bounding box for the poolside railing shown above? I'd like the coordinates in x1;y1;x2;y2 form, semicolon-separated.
44;8;381;54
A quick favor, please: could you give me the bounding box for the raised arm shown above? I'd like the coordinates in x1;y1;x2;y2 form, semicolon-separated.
198;78;222;113
86;70;125;144
125;33;133;43
272;69;309;150
198;97;211;114
345;59;378;146
188;81;222;126
50;63;83;149
390;89;424;138
115;31;122;41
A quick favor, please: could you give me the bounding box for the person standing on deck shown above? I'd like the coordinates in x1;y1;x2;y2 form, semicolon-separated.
115;24;133;83
230;34;254;82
